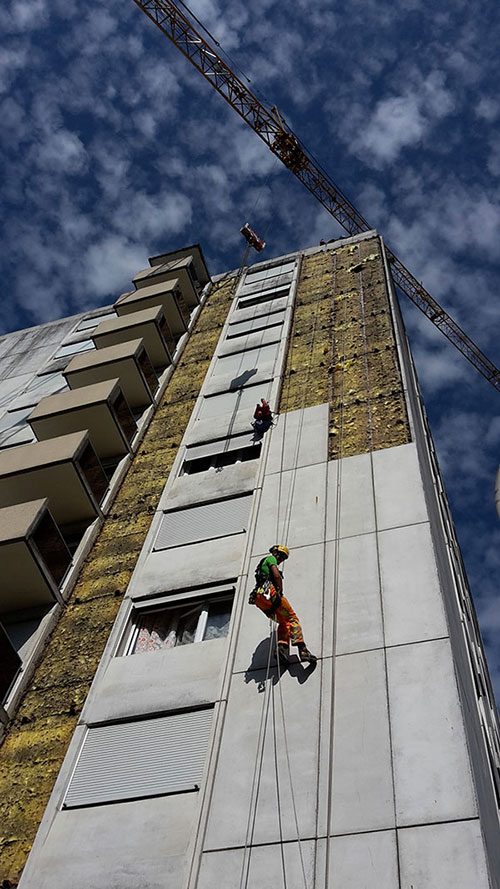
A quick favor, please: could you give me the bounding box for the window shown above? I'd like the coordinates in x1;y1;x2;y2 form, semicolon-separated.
154;494;252;550
126;593;233;655
22;372;68;401
63;709;213;807
237;285;290;309
213;343;278;377
182;441;261;474
226;310;285;339
0;406;36;448
76;312;116;332
244;260;295;284
54;339;94;359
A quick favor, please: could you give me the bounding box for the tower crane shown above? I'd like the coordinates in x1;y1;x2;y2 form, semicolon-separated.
132;0;500;393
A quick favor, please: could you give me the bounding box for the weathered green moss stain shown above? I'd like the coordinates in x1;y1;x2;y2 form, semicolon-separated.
0;280;233;886
279;237;410;457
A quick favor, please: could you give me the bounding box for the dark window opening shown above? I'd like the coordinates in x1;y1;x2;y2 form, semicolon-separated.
78;444;108;504
0;622;22;702
112;392;137;445
158;315;175;358
182;443;261;475
237;287;289;309
31;512;72;586
138;348;158;398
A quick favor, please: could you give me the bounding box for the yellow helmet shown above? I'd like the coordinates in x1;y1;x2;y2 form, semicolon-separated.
271;545;289;559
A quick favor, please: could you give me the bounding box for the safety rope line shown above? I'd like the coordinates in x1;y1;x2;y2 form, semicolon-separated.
277;277;325;549
238;622;275;889
271;653;288;889
358;242;403;884
274;630;309;889
323;249;346;888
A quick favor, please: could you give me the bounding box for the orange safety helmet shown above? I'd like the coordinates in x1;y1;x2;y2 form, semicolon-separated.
270;545;289;560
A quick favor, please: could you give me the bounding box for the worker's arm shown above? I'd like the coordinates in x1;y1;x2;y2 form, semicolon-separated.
270;563;283;596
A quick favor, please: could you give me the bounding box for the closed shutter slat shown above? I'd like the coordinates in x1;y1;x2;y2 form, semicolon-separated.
64;709;212;808
154;495;251;550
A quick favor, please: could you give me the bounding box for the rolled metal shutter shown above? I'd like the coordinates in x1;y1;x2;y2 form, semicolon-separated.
154;495;252;551
64;709;213;808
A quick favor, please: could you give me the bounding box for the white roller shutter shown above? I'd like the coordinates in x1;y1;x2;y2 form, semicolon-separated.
64;709;213;808
154;494;252;550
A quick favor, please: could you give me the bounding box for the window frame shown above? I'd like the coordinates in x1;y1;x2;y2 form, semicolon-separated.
118;585;236;657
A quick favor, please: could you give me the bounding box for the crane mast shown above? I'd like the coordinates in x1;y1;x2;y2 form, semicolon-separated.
133;0;500;392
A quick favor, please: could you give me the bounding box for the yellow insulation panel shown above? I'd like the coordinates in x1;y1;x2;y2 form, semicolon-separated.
0;279;234;885
279;238;410;458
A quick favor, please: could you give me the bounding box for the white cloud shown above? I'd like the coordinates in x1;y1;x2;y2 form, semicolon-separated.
353;71;454;166
35;129;88;174
476;97;500;122
84;236;147;296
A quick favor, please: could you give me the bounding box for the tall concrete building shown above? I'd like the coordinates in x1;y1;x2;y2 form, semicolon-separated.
0;233;499;888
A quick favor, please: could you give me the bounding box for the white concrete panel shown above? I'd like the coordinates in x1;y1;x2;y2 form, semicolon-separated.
379;523;448;647
331;649;395;833
82;638;227;724
186;408;262;445
324;534;383;657
204;669;320;849
398;819;490;889
387;638;477;825
128;534;246;598
233;544;324;673
159;461;259;511
252;463;327;554
229;294;289;323
372;442;428;531
197;841;315;889
203;362;276;397
326;453;375;540
266;404;329;474
321;830;399;889
218;326;283;356
19;794;197;889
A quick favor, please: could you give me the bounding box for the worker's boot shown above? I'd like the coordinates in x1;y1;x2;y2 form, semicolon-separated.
277;642;292;667
298;643;317;664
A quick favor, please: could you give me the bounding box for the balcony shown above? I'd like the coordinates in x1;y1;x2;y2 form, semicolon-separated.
0;430;107;528
64;339;157;410
0;498;71;614
115;279;189;336
149;244;211;289
28;379;136;463
92;306;174;372
132;256;200;308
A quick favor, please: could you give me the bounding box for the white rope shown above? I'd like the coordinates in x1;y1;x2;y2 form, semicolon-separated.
239;622;275;889
274;631;309;889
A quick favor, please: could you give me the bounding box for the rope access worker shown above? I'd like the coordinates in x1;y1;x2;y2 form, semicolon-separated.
252;398;273;435
250;545;317;666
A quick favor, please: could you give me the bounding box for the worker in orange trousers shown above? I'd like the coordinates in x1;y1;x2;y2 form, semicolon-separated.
250;545;316;666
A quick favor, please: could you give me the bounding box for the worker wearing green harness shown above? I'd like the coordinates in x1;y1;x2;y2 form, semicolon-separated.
250;545;317;666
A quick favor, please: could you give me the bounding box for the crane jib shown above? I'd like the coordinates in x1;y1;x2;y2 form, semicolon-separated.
133;0;500;394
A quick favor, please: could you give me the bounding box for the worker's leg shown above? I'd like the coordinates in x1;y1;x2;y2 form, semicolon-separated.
275;596;304;645
277;597;317;664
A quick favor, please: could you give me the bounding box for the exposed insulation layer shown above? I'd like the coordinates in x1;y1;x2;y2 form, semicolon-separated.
279;238;410;458
0;280;234;886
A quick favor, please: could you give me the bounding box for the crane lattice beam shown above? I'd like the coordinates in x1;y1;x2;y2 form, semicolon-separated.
133;0;500;392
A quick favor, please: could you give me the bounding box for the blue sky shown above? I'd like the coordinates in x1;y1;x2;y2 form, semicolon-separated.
1;0;500;696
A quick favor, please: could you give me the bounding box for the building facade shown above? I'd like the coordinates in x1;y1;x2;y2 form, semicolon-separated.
0;233;499;888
